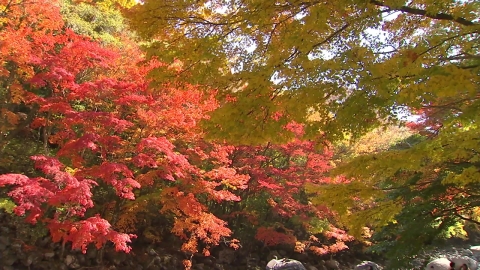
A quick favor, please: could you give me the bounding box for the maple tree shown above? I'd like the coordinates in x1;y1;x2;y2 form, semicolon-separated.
202;126;355;255
0;0;152;253
2;0;329;258
0;0;66;173
124;0;479;144
124;0;480;263
305;99;480;267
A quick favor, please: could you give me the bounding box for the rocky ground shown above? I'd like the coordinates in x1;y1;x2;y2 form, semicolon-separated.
0;230;372;270
1;209;479;270
0;210;383;270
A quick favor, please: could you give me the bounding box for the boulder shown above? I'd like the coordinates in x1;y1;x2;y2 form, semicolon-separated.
324;259;340;270
448;256;478;270
425;258;454;270
354;261;382;270
266;258;307;270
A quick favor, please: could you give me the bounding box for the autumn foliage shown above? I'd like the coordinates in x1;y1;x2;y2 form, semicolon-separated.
105;0;480;267
6;0;478;268
0;0;353;260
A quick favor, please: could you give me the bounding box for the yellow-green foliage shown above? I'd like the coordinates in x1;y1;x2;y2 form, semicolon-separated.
316;122;480;260
0;198;15;213
60;0;129;46
124;0;479;144
333;126;414;163
443;221;468;239
98;0;137;9
307;181;402;238
306;217;332;235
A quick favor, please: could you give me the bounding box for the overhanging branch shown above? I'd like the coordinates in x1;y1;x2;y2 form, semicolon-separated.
370;0;477;26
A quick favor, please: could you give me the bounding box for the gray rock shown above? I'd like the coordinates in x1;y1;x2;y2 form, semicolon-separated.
246;255;259;269
158;254;174;265
203;257;214;266
0;226;10;234
146;256;161;269
36;236;51;248
325;259;340;270
316;265;328;270
424;257;452;270
111;252;126;265
413;246;480;269
10;243;21;251
22;252;41;266
77;254;87;264
147;248;158;256
65;254;80;269
354;261;382;270
266;258;307;270
267;250;282;261
65;254;76;265
470;246;480;261
448;256;478;270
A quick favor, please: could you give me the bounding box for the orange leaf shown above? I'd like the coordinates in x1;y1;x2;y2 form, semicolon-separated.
9;83;25;103
1;109;19;125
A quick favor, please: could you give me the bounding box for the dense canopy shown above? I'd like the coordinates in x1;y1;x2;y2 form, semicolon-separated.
126;0;479;144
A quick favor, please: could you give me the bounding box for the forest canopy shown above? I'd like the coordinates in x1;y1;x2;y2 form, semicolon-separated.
126;0;479;144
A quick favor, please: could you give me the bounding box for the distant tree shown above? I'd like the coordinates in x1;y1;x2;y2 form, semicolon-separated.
60;0;131;46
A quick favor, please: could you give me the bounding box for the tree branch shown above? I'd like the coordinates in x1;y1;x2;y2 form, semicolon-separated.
370;0;478;26
454;212;480;226
418;31;478;58
440;53;480;61
308;23;350;54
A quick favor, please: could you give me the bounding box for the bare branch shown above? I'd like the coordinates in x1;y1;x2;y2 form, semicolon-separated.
418;31;479;58
454;212;480;226
370;0;478;26
308;23;350;54
440;53;480;61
